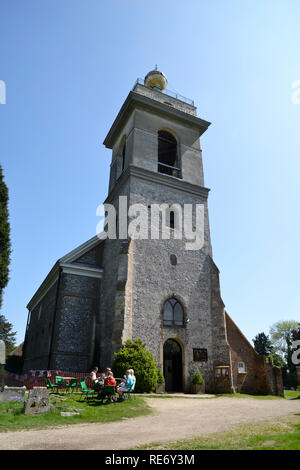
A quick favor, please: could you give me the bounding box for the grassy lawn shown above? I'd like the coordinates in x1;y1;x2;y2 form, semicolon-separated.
145;390;300;400
284;390;300;400
215;390;300;400
134;390;300;450
216;393;285;400
135;415;300;450
0;392;152;432
145;394;216;399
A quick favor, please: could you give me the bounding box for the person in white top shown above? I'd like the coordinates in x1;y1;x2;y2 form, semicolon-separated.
90;366;101;389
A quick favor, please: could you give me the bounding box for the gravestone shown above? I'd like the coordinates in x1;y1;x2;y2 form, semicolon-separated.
24;387;50;415
0;386;26;403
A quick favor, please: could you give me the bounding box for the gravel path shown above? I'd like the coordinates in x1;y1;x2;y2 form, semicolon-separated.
1;397;299;450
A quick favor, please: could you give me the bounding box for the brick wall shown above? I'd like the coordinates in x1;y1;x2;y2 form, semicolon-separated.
225;312;283;396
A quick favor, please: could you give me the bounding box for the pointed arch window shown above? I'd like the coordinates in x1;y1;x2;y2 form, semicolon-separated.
158;131;181;178
163;298;184;327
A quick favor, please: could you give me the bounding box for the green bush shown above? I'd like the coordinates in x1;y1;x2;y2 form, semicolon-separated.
157;369;165;384
112;339;158;393
192;370;204;385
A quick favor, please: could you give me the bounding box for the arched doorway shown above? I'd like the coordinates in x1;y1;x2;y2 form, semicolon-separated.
163;339;183;392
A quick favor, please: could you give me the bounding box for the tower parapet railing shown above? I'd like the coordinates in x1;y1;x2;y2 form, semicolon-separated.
133;78;195;107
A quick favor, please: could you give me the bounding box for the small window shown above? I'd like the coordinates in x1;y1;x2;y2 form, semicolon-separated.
193;348;208;362
238;362;246;373
170;254;177;266
163;298;184;327
169;211;175;229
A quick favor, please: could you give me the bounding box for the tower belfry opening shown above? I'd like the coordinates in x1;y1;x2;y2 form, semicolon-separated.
158;130;180;178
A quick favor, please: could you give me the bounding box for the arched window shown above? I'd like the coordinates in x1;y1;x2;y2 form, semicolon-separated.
163;298;184;327
158;131;180;178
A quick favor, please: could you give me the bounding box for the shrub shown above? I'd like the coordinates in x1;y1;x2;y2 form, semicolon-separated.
157;369;165;384
112;339;158;393
191;370;204;385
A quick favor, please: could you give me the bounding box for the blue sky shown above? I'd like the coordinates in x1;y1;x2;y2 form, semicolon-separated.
0;0;300;346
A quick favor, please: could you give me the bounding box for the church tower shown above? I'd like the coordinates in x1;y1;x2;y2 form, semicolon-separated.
100;69;234;393
22;69;283;396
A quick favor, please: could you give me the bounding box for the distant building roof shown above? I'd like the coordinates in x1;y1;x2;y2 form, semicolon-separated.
10;342;24;357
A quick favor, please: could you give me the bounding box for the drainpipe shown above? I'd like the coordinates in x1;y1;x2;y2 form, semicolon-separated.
47;267;62;370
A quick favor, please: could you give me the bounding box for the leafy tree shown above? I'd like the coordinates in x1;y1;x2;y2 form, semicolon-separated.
156;368;164;384
292;323;300;342
0;314;16;356
270;320;299;355
157;368;165;384
112;339;158;393
253;332;274;356
269;353;286;368
0;165;11;309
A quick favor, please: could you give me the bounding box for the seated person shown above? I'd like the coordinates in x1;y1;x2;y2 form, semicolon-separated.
96;371;117;402
129;369;136;383
104;371;117;388
90;366;102;390
117;369;134;399
104;367;112;379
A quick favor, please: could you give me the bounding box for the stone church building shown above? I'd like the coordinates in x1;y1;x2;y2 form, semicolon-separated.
22;70;282;395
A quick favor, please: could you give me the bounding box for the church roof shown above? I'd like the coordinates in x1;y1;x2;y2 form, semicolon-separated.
26;235;105;311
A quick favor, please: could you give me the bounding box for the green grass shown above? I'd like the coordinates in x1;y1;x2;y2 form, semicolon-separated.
216;390;300;400
135;415;300;450
216;392;285;400
284;390;300;400
0;392;152;432
145;394;216;399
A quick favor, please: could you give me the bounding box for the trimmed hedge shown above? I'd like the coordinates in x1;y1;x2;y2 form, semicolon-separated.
112;339;158;393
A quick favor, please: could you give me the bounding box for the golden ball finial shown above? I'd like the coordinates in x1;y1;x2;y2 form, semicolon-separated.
144;68;167;91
